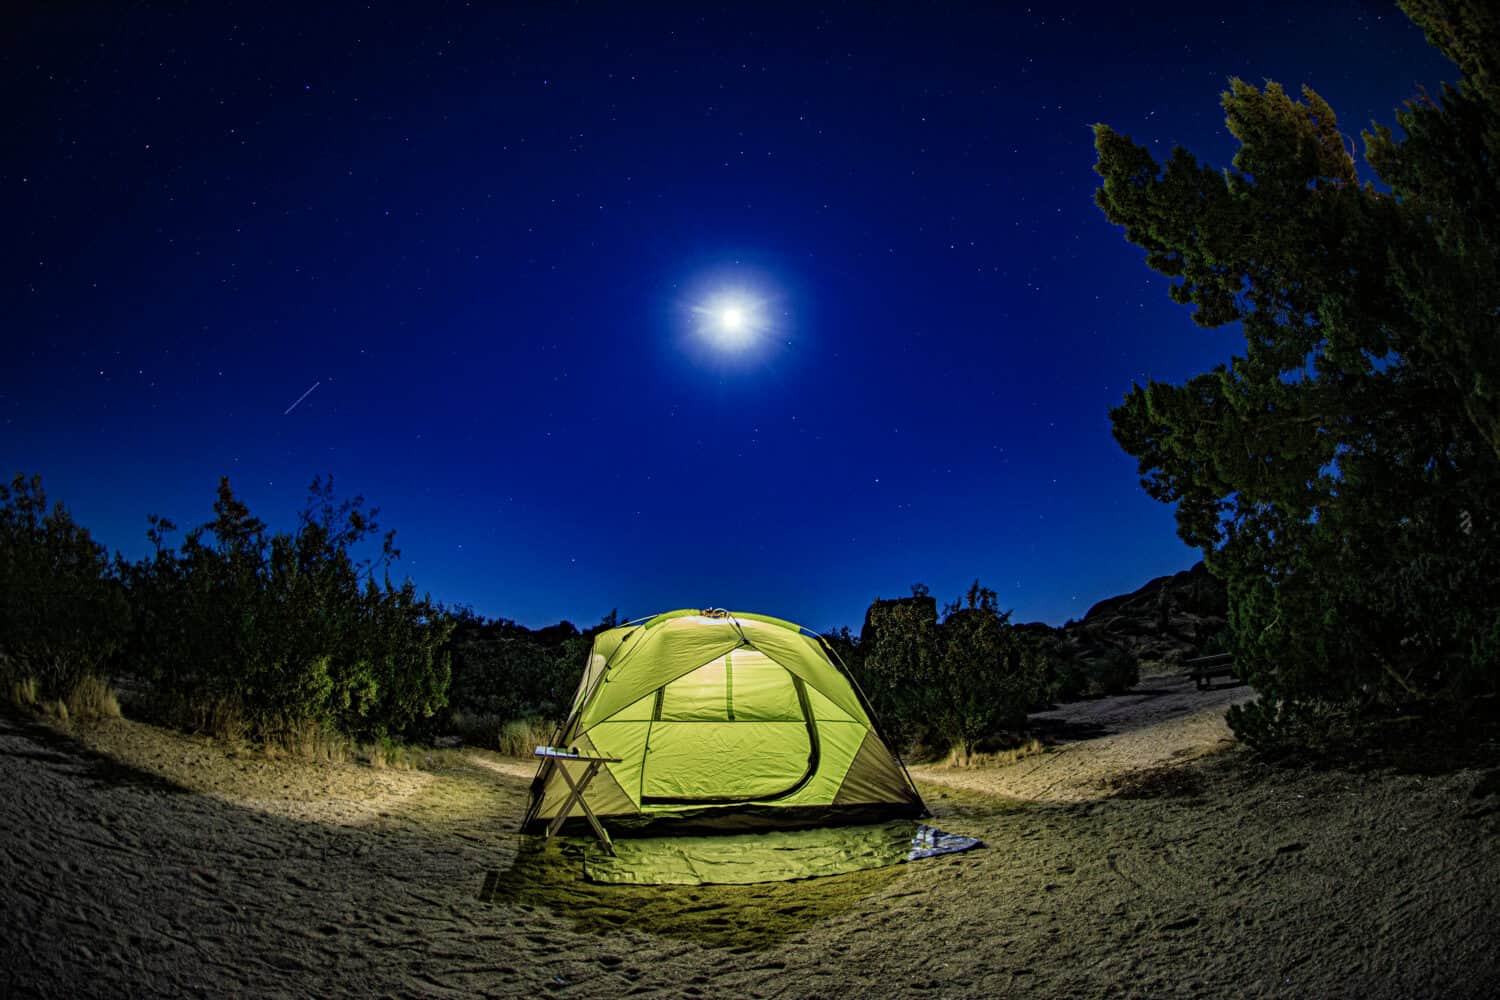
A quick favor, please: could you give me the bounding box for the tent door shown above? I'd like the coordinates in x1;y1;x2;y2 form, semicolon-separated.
639;649;820;804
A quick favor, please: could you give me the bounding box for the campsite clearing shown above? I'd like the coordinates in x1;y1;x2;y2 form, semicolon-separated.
3;677;1498;997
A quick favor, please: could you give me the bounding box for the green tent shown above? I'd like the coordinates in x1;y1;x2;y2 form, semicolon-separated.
523;609;925;836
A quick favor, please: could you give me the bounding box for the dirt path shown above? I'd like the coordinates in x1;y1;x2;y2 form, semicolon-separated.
911;674;1255;802
2;689;1498;998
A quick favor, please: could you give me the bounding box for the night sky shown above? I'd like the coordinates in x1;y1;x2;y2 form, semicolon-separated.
4;3;1455;632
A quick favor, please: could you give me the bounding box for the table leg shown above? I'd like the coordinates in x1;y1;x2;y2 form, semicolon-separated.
546;762;588;839
573;763;615;855
542;761;616;853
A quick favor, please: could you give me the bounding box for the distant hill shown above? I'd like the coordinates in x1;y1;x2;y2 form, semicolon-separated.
1020;561;1227;671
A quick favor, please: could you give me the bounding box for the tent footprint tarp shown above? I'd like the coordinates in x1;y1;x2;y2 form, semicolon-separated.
524;610;926;836
582;821;983;886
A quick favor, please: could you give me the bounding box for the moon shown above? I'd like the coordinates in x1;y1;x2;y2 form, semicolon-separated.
683;277;780;360
692;294;760;350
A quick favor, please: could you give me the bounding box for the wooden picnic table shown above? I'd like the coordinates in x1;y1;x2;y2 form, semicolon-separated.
534;746;623;853
1183;652;1239;691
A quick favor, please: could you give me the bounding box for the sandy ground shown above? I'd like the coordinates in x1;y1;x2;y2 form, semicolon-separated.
910;674;1254;802
3;678;1500;998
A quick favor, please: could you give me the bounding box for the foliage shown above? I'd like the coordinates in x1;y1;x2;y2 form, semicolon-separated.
117;476;453;741
1040;645;1091;704
0;469;613;750
819;625;862;677
1023;627;1139;703
818;625;868;703
1093;1;1500;737
442;611;627;742
931;582;1047;762
856;582;1048;759
1084;645;1139;697
855;586;940;753
445;621;579;722
0;474;129;698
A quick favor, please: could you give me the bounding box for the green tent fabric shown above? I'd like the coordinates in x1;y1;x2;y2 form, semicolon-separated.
522;609;925;835
581;822;919;885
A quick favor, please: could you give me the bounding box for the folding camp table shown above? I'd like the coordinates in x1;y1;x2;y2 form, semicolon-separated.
533;746;623;853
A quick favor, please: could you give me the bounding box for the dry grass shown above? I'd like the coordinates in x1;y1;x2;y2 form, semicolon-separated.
65;674;121;722
1136;657;1185;680
266;717;350;763
8;675;39;712
361;738;416;770
186;695;249;744
944;737;1047;769
7;673;122;726
451;713;558;756
497;717;556;757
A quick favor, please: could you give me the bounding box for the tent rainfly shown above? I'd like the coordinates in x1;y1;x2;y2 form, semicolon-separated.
523;609;926;835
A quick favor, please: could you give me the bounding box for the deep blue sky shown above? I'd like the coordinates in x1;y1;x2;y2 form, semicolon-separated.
3;2;1455;632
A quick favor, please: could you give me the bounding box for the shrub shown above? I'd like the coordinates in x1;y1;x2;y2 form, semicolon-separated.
1089;646;1139;696
450;710;504;749
1046;654;1091;704
854;587;940;754
0;475;129;699
117;476;453;744
446;629;582;724
929;582;1048;763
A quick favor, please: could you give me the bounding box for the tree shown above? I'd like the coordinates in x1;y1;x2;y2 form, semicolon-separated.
1093;2;1500;737
819;626;863;680
931;582;1045;763
856;585;940;753
119;476;452;741
0;474;129;698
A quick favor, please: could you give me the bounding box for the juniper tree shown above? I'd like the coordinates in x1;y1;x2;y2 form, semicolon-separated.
1093;1;1500;736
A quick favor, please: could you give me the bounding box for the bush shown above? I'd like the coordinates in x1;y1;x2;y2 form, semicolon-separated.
0;475;129;699
1089;646;1139;696
1033;638;1139;704
930;583;1048;763
1045;653;1091;704
117;476;453;743
854;587;940;754
450;710;503;749
445;625;586;724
